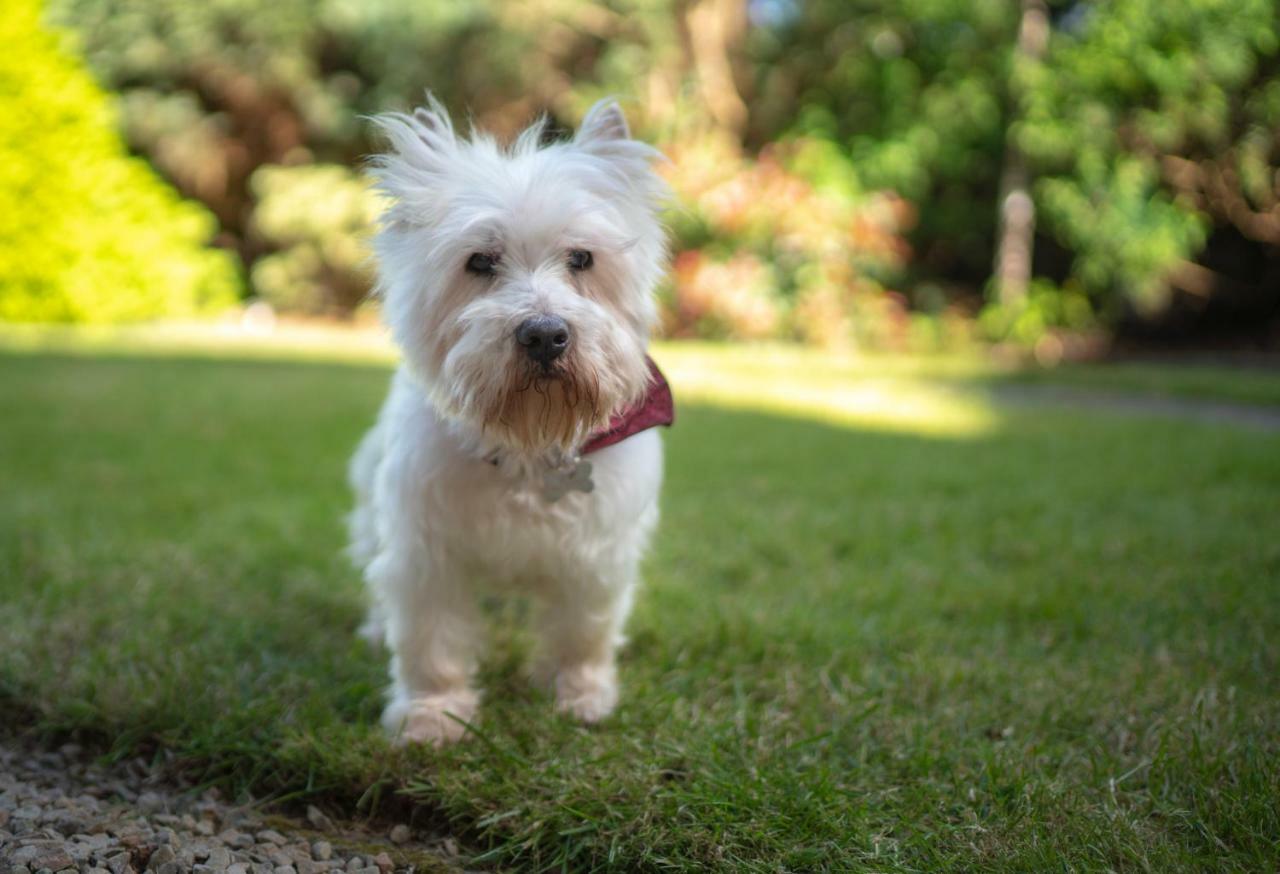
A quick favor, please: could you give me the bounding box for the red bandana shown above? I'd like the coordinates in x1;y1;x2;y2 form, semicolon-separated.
582;357;675;454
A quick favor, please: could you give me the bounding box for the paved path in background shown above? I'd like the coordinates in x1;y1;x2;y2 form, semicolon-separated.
0;740;464;874
988;385;1280;431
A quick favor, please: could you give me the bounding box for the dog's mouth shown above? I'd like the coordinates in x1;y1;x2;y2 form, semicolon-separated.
476;356;609;452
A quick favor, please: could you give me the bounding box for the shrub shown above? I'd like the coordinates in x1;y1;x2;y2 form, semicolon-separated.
661;132;910;347
0;0;239;323
249;164;383;316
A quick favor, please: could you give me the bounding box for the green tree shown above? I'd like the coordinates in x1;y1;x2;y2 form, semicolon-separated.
0;0;239;323
1020;0;1280;317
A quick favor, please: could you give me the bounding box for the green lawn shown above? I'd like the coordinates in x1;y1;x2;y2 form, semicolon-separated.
1;340;1278;872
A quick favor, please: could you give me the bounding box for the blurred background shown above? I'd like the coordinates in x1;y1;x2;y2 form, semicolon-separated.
2;0;1278;360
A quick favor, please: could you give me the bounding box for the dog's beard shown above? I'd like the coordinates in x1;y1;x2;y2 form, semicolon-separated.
483;357;609;453
437;337;647;456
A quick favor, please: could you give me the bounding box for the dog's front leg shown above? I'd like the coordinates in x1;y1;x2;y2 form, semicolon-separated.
536;566;637;724
369;547;481;746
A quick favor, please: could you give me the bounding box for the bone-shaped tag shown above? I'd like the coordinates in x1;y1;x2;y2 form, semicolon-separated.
541;459;594;502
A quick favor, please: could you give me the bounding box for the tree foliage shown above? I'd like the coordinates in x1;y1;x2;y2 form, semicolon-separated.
0;0;238;323
1020;0;1280;316
36;0;1280;341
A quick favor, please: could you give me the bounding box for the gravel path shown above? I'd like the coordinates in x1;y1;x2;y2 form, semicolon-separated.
0;740;462;874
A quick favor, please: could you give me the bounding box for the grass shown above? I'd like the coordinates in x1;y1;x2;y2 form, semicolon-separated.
1;335;1278;872
997;359;1280;407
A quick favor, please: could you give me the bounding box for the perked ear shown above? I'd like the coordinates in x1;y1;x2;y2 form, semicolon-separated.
575;99;631;148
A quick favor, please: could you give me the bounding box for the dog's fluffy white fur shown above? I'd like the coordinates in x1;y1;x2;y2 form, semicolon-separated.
347;97;669;745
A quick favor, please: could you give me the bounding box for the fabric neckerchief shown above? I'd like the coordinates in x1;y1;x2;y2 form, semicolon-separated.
581;356;674;454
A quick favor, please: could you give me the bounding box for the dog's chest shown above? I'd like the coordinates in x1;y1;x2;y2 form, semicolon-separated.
424;459;598;582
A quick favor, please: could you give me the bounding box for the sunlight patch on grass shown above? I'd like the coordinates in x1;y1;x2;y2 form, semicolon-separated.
0;319;398;365
652;342;1000;436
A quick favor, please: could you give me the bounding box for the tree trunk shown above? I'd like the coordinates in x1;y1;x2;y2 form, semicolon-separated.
684;0;750;137
993;0;1049;306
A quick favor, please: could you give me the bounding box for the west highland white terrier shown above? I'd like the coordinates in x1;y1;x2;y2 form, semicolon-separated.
347;97;673;746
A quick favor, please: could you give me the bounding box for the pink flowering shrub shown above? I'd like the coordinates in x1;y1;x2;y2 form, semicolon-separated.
659;133;911;347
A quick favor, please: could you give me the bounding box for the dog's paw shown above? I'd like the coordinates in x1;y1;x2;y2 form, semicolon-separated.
382;690;479;747
554;663;618;724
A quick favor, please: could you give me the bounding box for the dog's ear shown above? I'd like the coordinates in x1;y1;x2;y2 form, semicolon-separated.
573;98;667;205
575;99;631;149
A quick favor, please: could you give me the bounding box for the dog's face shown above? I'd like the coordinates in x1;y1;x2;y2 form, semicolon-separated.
370;98;667;455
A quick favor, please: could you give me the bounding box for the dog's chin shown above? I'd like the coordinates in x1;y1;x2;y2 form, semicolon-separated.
474;367;615;456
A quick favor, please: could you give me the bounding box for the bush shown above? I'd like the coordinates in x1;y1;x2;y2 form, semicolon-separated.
0;0;238;324
661;133;911;348
249;164;382;316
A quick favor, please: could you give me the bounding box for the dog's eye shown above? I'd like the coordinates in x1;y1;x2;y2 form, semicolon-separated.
567;249;593;271
466;252;498;275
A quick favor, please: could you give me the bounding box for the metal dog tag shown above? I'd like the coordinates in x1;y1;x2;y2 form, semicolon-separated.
541;458;594;502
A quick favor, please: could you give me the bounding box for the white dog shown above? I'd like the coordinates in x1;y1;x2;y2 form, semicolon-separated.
347;97;672;746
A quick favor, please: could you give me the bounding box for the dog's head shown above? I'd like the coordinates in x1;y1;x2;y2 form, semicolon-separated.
369;97;667;455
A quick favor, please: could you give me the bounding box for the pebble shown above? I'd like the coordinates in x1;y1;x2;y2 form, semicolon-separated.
305;806;333;833
0;741;437;874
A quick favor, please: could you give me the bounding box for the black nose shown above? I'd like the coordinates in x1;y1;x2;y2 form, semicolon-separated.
515;315;571;365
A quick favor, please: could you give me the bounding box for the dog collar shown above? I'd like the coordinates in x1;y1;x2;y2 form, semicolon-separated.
582;356;675;455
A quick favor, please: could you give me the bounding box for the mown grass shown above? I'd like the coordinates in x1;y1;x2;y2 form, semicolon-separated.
1;340;1277;872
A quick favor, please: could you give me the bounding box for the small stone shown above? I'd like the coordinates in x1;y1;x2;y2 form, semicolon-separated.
310;841;331;862
344;858;363;873
10;846;75;871
75;833;112;850
371;852;393;873
136;792;165;814
104;852;132;874
218;830;254;850
116;833;145;850
257;829;288;847
207;845;233;869
226;866;250;874
196;819;215;836
304;806;333;833
156;863;180;874
387;824;411;845
148;845;176;868
274;867;296;874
